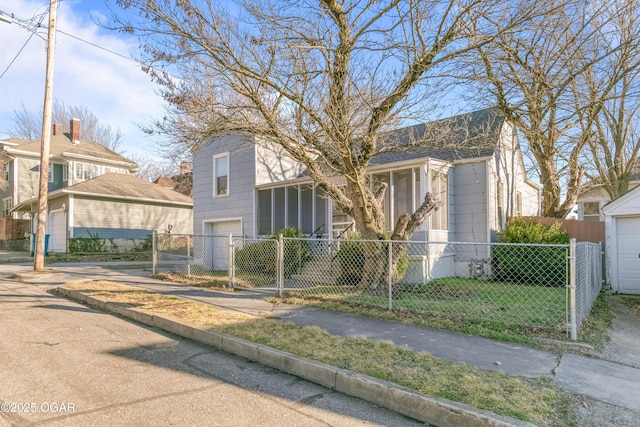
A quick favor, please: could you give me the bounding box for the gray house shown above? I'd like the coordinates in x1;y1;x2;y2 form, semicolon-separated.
194;108;540;247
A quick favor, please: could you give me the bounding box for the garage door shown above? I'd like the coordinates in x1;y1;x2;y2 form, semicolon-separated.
617;217;640;294
49;212;67;253
200;220;242;270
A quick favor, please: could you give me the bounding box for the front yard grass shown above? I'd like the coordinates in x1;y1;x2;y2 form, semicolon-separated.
59;280;578;426
152;271;610;349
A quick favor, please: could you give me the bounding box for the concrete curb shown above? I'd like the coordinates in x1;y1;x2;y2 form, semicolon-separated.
55;286;535;427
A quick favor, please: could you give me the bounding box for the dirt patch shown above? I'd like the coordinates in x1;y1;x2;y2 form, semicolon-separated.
596;295;640;369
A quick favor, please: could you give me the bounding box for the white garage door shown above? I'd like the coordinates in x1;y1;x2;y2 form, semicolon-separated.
201;220;242;270
49;212;67;253
617;217;640;294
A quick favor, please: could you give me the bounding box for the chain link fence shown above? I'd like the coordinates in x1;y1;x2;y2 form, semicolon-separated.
153;233;602;339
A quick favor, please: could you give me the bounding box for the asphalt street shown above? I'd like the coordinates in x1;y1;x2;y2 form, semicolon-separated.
0;277;426;427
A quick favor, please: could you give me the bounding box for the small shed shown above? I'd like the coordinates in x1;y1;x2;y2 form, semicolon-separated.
602;186;640;294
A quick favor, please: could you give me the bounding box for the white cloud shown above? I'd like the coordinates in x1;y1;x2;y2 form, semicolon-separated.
0;0;166;159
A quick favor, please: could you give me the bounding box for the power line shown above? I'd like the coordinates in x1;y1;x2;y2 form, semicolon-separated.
0;12;46;81
57;29;137;63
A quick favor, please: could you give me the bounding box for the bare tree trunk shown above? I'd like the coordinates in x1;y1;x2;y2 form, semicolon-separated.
356;192;441;294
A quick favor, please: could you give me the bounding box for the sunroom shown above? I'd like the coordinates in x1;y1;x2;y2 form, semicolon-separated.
254;160;452;242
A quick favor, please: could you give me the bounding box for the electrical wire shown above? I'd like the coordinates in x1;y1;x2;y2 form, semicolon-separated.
0;12;46;81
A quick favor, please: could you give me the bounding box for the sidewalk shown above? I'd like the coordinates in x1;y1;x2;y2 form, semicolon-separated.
4;263;640;425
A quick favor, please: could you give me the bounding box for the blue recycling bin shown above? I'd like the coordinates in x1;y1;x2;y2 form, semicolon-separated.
30;234;50;256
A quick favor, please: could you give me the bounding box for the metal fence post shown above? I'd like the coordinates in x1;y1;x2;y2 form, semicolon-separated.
569;238;577;341
388;240;393;310
228;233;234;289
152;231;157;276
278;234;284;296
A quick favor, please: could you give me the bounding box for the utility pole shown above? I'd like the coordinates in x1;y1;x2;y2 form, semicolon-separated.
34;0;58;271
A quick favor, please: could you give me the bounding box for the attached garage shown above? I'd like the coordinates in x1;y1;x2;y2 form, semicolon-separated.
200;218;242;270
602;186;640;294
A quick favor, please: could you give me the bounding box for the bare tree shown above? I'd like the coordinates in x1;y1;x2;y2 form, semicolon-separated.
576;0;640;201
110;0;541;289
474;1;635;217
130;153;179;182
10;100;124;152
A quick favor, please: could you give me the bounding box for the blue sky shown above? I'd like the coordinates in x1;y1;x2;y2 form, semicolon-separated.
0;0;165;160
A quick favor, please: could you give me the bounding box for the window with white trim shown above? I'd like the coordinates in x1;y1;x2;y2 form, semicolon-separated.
431;171;448;230
74;162;99;181
583;202;600;222
48;165;54;183
3;163;9;182
62;164;68;181
2;197;12;217
213;153;229;197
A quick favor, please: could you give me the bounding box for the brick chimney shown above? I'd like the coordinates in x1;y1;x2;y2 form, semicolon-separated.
70;118;80;144
52;123;62;136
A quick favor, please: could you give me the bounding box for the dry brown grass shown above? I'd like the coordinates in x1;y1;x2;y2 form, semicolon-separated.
622;296;640;316
61;280;576;426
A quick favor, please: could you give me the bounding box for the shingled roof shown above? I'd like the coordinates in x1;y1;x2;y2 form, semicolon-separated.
1;132;137;167
370;107;504;166
63;173;192;205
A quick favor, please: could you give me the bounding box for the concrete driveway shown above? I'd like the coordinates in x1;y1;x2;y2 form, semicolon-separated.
0;278;424;427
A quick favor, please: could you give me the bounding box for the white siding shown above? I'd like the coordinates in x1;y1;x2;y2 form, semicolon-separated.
255;139;305;185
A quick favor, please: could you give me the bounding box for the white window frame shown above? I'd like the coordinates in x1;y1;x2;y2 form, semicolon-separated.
2;197;12;217
3;163;9;182
430;170;449;230
582;201;601;222
48;165;54;183
62;164;68;181
74;162;99;181
213;153;229;197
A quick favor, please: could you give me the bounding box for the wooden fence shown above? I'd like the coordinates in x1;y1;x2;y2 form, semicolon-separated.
516;217;605;244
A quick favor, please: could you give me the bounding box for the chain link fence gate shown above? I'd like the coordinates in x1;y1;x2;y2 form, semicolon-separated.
153;233;602;340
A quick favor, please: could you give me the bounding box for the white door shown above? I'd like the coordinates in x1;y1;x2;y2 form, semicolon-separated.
201;220;242;270
617;216;640;294
49;211;67;253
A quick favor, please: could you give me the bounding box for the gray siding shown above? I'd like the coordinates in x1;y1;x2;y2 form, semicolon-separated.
193;135;256;237
453;161;487;243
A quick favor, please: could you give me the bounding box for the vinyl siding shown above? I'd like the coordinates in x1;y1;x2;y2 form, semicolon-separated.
17;158;40;204
72;196;192;237
453;161;487;243
255;139;304;185
193;135;256;237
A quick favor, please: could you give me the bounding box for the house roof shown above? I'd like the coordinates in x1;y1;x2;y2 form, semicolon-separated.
13;173;192;211
602;184;640;216
369;107;504;166
1;133;137;168
64;173;192;204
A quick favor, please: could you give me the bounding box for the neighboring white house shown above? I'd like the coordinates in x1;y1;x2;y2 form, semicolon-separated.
602;185;640;294
570;160;640;221
193;108;540;277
